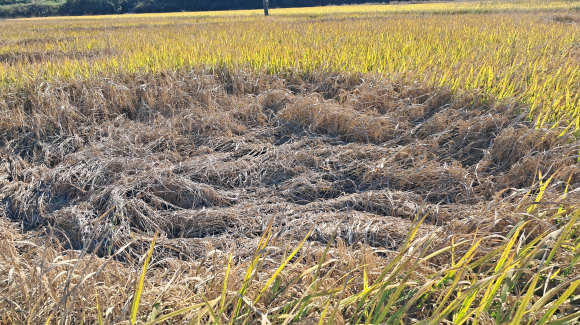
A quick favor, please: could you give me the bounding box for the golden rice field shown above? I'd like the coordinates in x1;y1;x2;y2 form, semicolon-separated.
1;1;580;324
0;1;579;124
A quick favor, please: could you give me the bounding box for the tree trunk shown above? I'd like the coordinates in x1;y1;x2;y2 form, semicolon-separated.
263;0;269;16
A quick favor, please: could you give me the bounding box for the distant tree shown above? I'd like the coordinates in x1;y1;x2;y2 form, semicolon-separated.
0;0;392;18
60;0;135;15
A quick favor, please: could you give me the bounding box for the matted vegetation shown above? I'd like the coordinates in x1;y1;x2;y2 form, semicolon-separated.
1;2;580;324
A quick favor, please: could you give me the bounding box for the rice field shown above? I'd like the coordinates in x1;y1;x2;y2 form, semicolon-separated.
1;1;580;324
2;1;580;124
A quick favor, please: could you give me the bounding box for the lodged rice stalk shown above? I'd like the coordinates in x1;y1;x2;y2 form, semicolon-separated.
0;70;579;324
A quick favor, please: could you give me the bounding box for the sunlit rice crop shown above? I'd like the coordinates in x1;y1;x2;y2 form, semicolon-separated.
0;1;580;124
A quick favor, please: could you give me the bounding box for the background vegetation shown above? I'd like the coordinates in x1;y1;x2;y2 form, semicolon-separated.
1;0;580;17
0;0;386;17
0;1;60;18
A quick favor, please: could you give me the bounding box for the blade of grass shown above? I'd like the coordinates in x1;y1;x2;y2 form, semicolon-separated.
327;272;351;325
424;272;511;325
254;227;313;304
387;278;441;325
202;295;218;323
545;310;580;325
145;301;207;325
509;267;541;325
313;217;345;284
222;251;234;311
536;279;580;325
546;208;580;265
373;235;433;323
96;292;103;325
130;232;158;325
231;215;275;323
